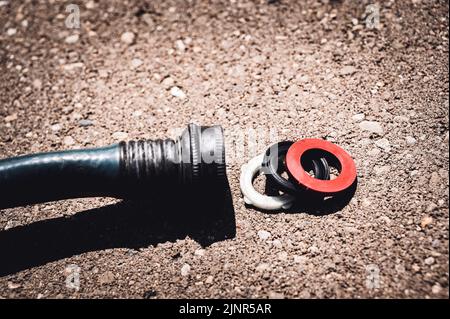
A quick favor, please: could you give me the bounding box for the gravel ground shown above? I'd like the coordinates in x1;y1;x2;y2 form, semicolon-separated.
0;0;448;299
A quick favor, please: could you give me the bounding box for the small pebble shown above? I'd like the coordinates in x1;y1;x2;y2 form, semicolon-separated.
368;148;381;156
63;136;75;146
51;123;62;132
257;230;271;240
6;28;16;36
278;251;288;261
420;216;433;228
132;110;143;118
431;283;442;295
98;70;109;78
181;263;191;276
121;31;135;45
411;264;421;273
405;136;417;145
375;138;391;151
308;245;320;255
98;271;115;284
294;255;307;263
32;79;42;89
272;239;282;248
359;121;384;135
194;249;205;257
7;282;21;290
63;62;84;71
4;113;18;122
170;86;186;99
79;119;94;127
340;65;357;76
65;34;79;44
112;131;128;140
175;39;186;52
4;220;16;230
381;91;392;101
424;257;435;265
86;0;95;9
255;263;270;272
268;291;285;299
379;215;391;224
131;58;143;69
352;113;365;122
161;77;175;89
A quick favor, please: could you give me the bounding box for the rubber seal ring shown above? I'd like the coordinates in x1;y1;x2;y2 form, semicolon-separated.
262;141;330;195
286;139;357;195
240;154;295;210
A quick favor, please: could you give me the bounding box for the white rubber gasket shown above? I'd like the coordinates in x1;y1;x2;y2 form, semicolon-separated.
240;154;295;210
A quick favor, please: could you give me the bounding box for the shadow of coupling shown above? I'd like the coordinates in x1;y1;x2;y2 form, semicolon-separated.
0;123;226;209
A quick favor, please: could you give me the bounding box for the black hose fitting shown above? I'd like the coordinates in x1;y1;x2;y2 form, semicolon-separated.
0;124;226;209
262;141;330;195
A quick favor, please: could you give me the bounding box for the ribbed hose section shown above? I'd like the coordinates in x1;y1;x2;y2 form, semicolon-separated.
118;139;181;196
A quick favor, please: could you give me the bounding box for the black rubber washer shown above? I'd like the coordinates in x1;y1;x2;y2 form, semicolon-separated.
262;141;330;195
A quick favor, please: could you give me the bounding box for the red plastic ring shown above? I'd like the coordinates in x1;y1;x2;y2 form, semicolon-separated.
286;139;357;195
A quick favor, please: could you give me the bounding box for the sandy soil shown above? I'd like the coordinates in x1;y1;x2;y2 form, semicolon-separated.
0;0;448;298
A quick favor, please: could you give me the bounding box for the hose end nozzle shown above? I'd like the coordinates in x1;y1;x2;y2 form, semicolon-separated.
179;123;226;186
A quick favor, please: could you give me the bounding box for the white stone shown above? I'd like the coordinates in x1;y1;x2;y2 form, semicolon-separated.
181;263;191;276
293;255;307;263
272;239;282;248
375;138;391;151
65;34;79;44
405;136;417;145
63;136;75;146
32;79;42;89
112;131;128;140
432;284;442;294
278;251;288;261
175;39;186;52
131;58;143;69
352;113;365;122
359;120;384;135
63;62;84;71
51;123;62;132
255;263;270;272
6;28;16;36
121;31;135;44
308;246;320;255
194;249;205;257
257;230;271;240
86;0;95;9
161;77;175;89
424;257;435;265
4;113;18;122
340;65;357;75
170;86;186;99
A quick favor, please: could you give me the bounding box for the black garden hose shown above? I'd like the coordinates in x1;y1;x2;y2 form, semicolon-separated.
0;124;225;209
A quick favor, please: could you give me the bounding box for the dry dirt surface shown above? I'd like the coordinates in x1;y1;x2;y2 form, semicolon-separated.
0;0;448;299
